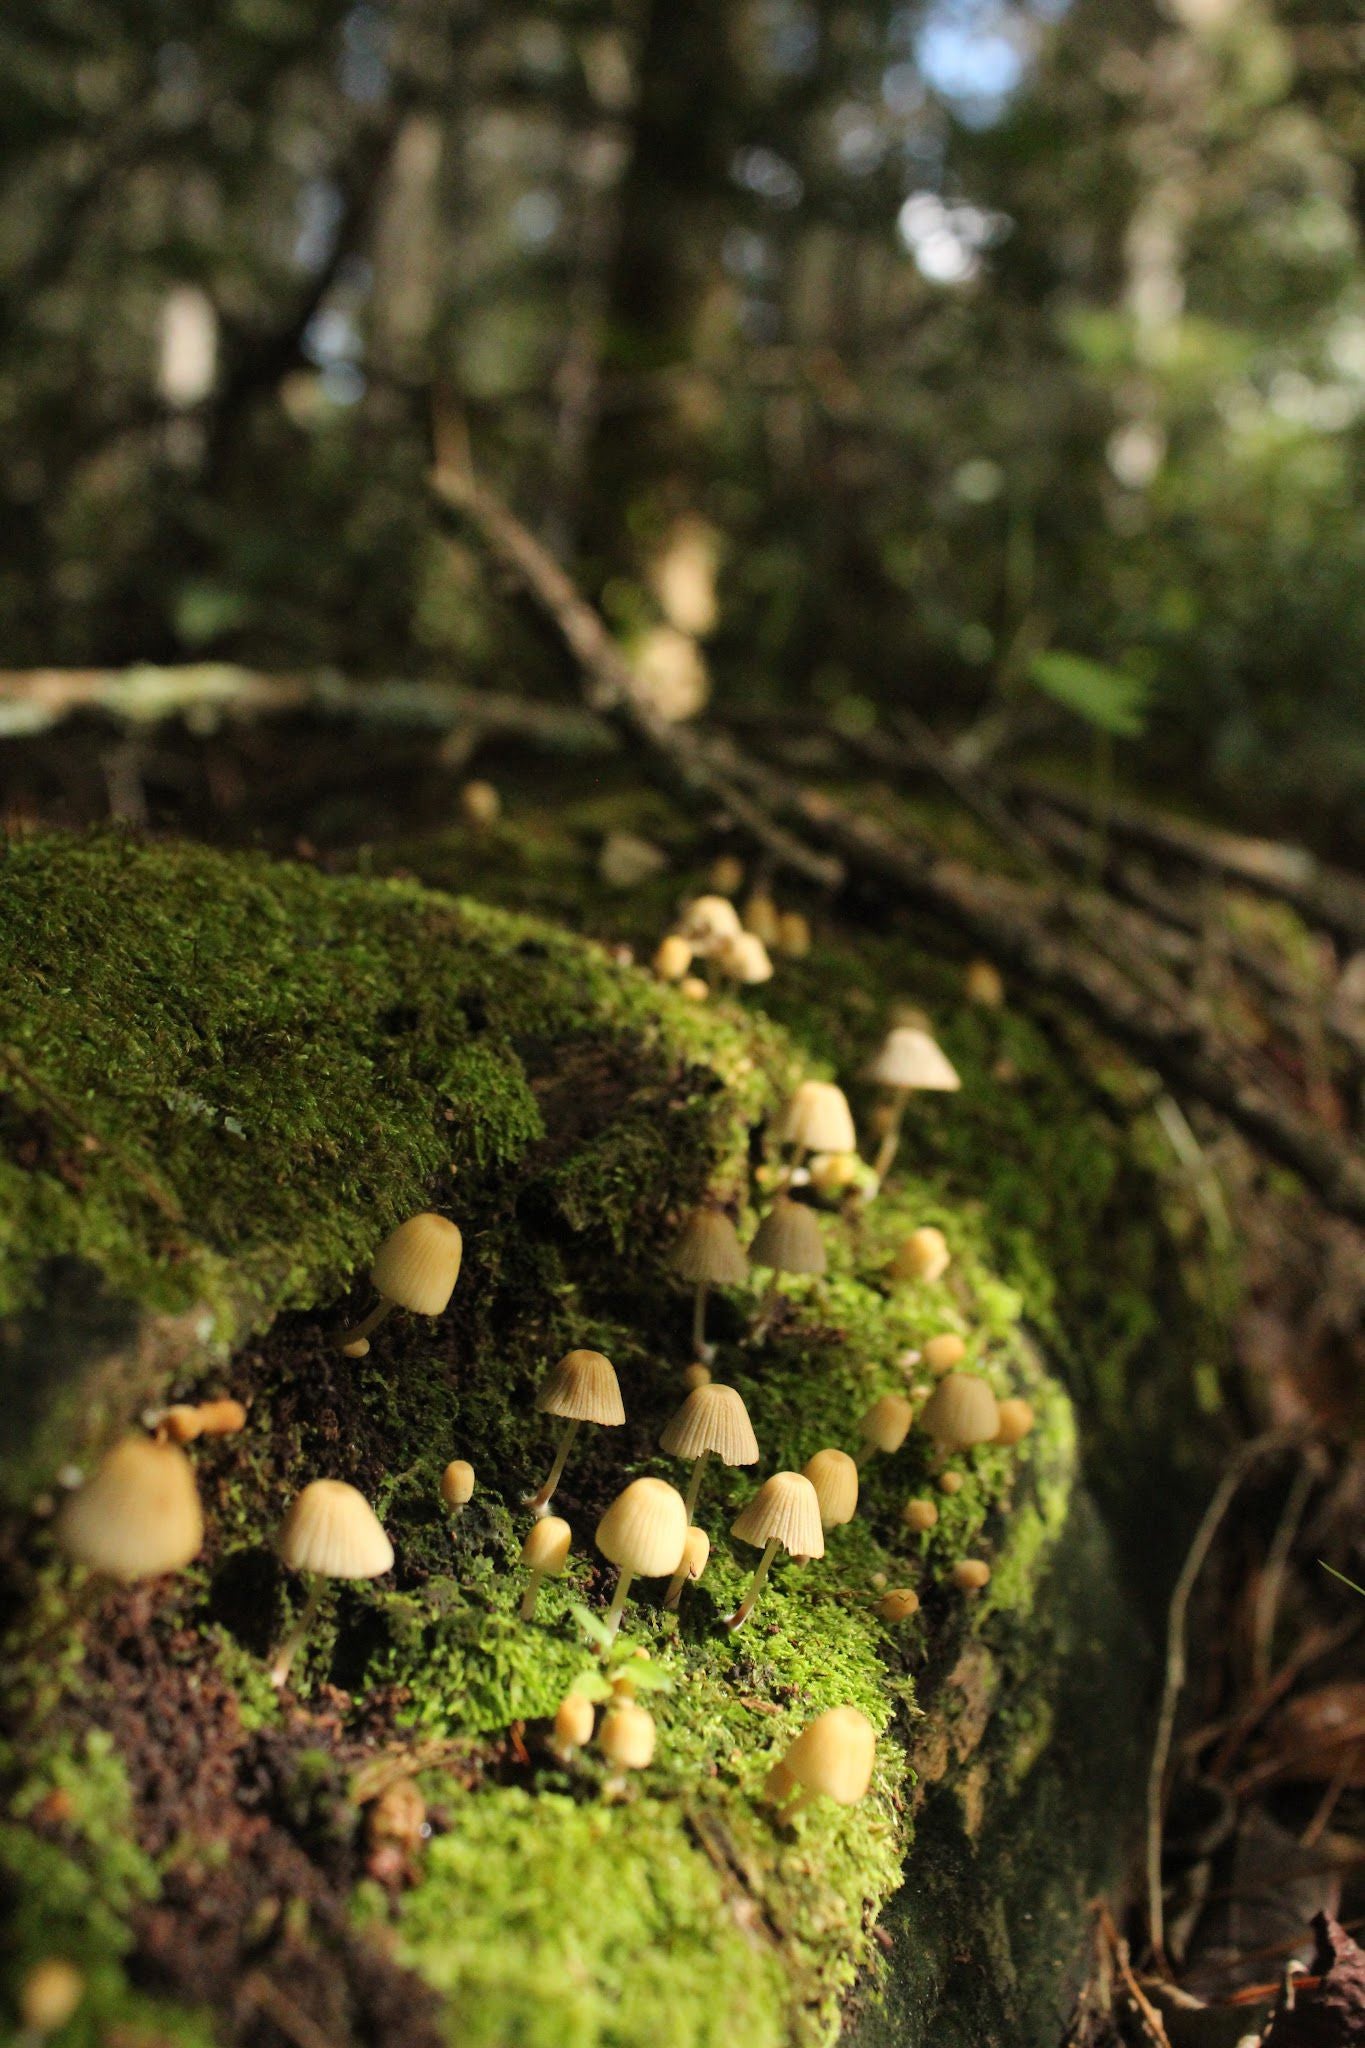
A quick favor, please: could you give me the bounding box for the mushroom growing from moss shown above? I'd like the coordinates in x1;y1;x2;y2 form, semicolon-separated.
919;1373;1000;1456
715;930;774;987
54;1436;203;1582
923;1332;966;1375
270;1480;393;1689
659;1382;760;1521
939;1470;964;1495
520;1515;572;1619
855;1394;914;1470
901;1497;938;1533
669;1205;750;1361
526;1348;625;1513
654;934;693;983
891;1225;951;1285
749;1196;826;1336
554;1690;596;1759
663;1524;711;1611
878;1586;920;1622
866;1026;961;1183
965;958;1005;1009
595;1477;688;1639
765;1705;875;1817
994;1397;1036;1446
742;890;781;946
18;1958;85;2037
779;1079;856;1177
598;1700;656;1785
727;1471;824;1629
677;894;742;955
803;1449;859;1533
459;778;501;828
679;974;710;1002
339;1212;463;1355
440;1459;475;1518
953;1558;991;1592
808;1151;860;1198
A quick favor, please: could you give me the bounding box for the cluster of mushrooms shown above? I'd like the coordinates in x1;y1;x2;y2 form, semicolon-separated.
47;901;1030;1823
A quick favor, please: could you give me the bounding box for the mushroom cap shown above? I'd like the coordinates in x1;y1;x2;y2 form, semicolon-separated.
521;1514;572;1574
858;1393;914;1455
595;1477;688;1578
892;1225;951;1284
659;1383;759;1466
901;1497;939;1533
994;1397;1036;1446
878;1587;921;1623
716;932;774;984
55;1436;203;1582
372;1212;463;1315
867;1026;961;1093
919;1373;1000;1452
555;1691;596;1749
750;1197;826;1277
923;1332;967;1375
777;911;811;958
779;1080;857;1155
19;1959;85;2034
771;1705;875;1806
277;1480;393;1580
598;1701;656;1770
654;934;693;982
536;1348;625;1426
809;1151;859;1195
953;1558;991;1591
731;1471;825;1560
803;1448;859;1528
742;892;782;945
669;1207;750;1289
965;958;1005;1008
440;1459;475;1508
677;895;743;954
680;1525;711;1581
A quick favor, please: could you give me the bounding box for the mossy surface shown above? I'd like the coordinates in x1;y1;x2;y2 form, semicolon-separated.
0;822;1213;2047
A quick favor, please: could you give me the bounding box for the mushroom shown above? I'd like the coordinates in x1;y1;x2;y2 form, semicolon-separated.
594;1477;689;1639
994;1397;1036;1446
808;1152;859;1197
598;1700;656;1783
727;1471;823;1629
777;911;811;959
440;1459;475;1517
765;1705;875;1817
679;975;710;1002
554;1689;596;1757
158;1397;247;1444
663;1524;711;1611
742;891;782;946
710;854;745;895
669;1205;750;1361
901;1497;938;1533
459;779;501;828
715;931;774;987
855;1394;914;1469
339;1212;463;1354
659;1382;760;1521
677;895;743;955
270;1480;393;1688
526;1348;625;1513
866;1026;961;1181
919;1373;1000;1457
682;1361;712;1391
778;1080;856;1179
878;1586;920;1623
952;1558;991;1592
54;1436;203;1582
18;1959;85;2037
520;1515;572;1619
923;1332;966;1375
965;958;1005;1008
891;1225;951;1285
749;1196;826;1337
654;934;693;983
939;1470;964;1495
802;1449;859;1532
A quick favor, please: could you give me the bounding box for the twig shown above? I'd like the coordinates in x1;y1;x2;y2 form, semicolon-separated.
1097;1901;1173;2047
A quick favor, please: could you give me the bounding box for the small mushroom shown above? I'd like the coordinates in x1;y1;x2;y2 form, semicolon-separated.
677;895;743;955
939;1470;964;1495
595;1477;689;1639
440;1459;475;1517
554;1689;596;1757
919;1373;1000;1456
878;1586;921;1622
742;890;782;945
669;1205;750;1361
459;779;501;828
866;1027;961;1182
659;1382;760;1521
965;958;1005;1008
654;934;693;983
709;854;745;895
520;1515;572;1619
778;1079;856;1174
901;1497;938;1533
715;931;774;987
526;1348;625;1513
749;1196;826;1336
765;1705;875;1817
952;1558;991;1592
727;1471;823;1630
18;1958;85;2037
808;1151;859;1197
994;1397;1036;1446
682;1361;712;1391
891;1226;951;1285
803;1449;859;1533
923;1332;966;1375
159;1397;248;1443
777;911;811;958
855;1394;914;1470
663;1524;711;1610
598;1700;656;1783
270;1480;393;1688
54;1436;203;1582
679;974;710;1002
339;1212;463;1354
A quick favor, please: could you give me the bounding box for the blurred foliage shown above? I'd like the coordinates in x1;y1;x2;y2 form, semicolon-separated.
0;0;1362;842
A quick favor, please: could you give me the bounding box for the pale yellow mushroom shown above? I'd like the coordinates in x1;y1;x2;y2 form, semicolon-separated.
923;1333;966;1375
855;1394;914;1470
595;1478;688;1639
749;1196;826;1336
520;1516;572;1619
598;1700;656;1781
55;1436;203;1583
891;1226;951;1285
459;779;501;828
802;1449;859;1532
654;934;694;983
270;1480;393;1688
659;1382;759;1521
994;1397;1036;1446
440;1459;475;1516
340;1212;463;1353
18;1958;85;2036
669;1206;750;1360
526;1349;624;1513
727;1472;823;1629
765;1706;875;1816
742;891;782;946
878;1586;920;1622
919;1374;1000;1456
866;1026;961;1180
554;1690;596;1756
662;1524;711;1611
965;958;1005;1008
953;1558;991;1592
901;1497;939;1533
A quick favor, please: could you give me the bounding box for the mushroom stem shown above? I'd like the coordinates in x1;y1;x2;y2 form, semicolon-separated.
872;1092;908;1184
682;1450;710;1525
662;1560;689;1611
338;1296;394;1354
603;1568;634;1641
269;1576;325;1689
853;1443;875;1471
520;1570;546;1621
726;1537;780;1630
525;1418;580;1513
749;1275;784;1342
779;1143;808;1194
691;1282;709;1361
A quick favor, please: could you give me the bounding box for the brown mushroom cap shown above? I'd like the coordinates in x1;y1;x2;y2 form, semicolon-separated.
659;1383;759;1466
555;1691;596;1750
55;1436;203;1582
767;1705;875;1807
731;1471;824;1560
953;1558;991;1591
535;1348;626;1426
994;1397;1036;1446
867;1027;961;1092
669;1208;750;1289
598;1701;656;1770
595;1478;688;1578
923;1332;966;1375
901;1497;939;1533
965;959;1005;1008
858;1394;914;1455
878;1587;921;1622
779;1080;857;1155
372;1213;463;1316
750;1197;827;1277
440;1459;475;1508
277;1480;393;1580
521;1515;572;1574
919;1373;1000;1453
803;1449;859;1529
891;1226;951;1284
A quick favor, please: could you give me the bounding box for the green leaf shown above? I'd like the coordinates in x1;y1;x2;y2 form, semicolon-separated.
1028;650;1151;738
568;1668;612;1703
568;1602;614;1651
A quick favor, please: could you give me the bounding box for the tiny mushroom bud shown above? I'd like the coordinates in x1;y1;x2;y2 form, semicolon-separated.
727;1471;823;1629
598;1700;656;1779
855;1394;914;1470
270;1480;393;1688
866;1026;961;1183
953;1558;991;1592
765;1705;875;1817
780;1080;857;1162
808;1151;859;1197
441;1458;475;1514
55;1436;203;1582
526;1348;625;1513
965;958;1005;1008
682;1361;712;1391
160;1397;247;1444
18;1958;85;2036
654;934;693;983
742;891;782;946
919;1373;1000;1456
878;1586;921;1623
678;894;743;955
555;1689;596;1756
902;1497;939;1533
709;854;745;895
715;930;774;986
339;1211;463;1354
749;1196;826;1336
777;910;811;958
670;1205;750;1361
892;1226;951;1285
663;1524;711;1610
994;1397;1036;1446
595;1477;689;1639
803;1449;859;1532
459;778;501;828
520;1515;572;1619
923;1333;966;1375
660;1382;760;1521
679;974;710;1002
939;1470;964;1495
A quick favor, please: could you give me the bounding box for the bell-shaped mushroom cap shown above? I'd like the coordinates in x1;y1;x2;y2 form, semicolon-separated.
372;1213;463;1315
892;1225;951;1284
867;1027;961;1093
669;1207;750;1289
535;1348;626;1426
803;1448;859;1529
716;932;774;985
750;1197;826;1277
994;1397;1035;1446
919;1373;1000;1452
859;1394;914;1456
771;1706;875;1806
654;934;693;982
679;1525;711;1581
598;1700;656;1770
440;1459;475;1508
277;1480;393;1580
55;1436;203;1582
780;1080;857;1155
901;1497;938;1532
595;1477;688;1578
659;1383;759;1466
677;895;743;953
555;1690;596;1750
521;1515;572;1574
731;1471;825;1560
923;1332;966;1375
